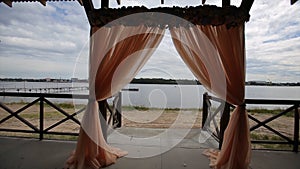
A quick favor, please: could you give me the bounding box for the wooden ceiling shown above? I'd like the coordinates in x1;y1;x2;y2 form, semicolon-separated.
1;0;298;8
0;0;83;7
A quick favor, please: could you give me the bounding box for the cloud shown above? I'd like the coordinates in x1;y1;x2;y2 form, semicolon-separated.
245;0;300;82
0;2;90;78
0;0;299;82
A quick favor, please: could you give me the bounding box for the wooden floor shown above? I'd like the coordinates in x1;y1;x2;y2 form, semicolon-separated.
0;128;299;169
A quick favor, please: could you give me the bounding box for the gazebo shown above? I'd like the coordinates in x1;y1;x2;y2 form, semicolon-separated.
1;1;299;169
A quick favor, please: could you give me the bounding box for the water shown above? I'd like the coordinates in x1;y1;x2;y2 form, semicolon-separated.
0;81;299;109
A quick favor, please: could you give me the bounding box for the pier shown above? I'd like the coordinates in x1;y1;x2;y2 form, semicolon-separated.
0;86;88;93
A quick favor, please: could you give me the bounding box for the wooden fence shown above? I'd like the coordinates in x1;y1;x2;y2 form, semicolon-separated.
202;92;300;152
0;92;121;140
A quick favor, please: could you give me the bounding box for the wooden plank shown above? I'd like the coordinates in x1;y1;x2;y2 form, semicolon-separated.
248;114;293;143
39;97;44;140
0;99;40;132
38;0;46;6
291;0;299;5
222;0;230;7
101;0;109;8
116;92;122;128
98;100;107;141
219;102;230;149
293;104;299;152
240;0;254;13
249;105;296;131
43;98;80;124
202;93;209;128
45;107;84;132
2;0;12;7
77;0;83;6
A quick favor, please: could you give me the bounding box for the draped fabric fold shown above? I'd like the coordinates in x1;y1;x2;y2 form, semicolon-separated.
64;14;250;169
65;25;165;169
170;24;251;169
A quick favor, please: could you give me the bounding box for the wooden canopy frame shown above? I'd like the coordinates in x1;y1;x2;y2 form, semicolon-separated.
1;0;298;9
76;0;257;28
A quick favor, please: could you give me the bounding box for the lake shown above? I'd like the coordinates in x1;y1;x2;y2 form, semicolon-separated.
0;81;299;109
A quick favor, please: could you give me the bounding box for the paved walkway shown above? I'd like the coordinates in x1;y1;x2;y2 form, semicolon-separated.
0;128;299;169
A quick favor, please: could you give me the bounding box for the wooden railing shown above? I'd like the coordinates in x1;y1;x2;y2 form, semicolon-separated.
0;92;121;140
202;93;300;152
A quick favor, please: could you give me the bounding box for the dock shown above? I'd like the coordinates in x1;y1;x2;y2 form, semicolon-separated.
0;86;88;93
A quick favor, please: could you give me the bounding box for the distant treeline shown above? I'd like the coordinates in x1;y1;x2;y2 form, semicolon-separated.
1;78;299;86
246;81;300;86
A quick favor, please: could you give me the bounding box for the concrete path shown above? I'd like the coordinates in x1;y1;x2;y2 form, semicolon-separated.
0;128;299;169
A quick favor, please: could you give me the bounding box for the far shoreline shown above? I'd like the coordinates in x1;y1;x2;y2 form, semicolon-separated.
1;78;300;86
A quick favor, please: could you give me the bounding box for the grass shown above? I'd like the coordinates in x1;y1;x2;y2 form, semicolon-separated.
250;133;286;141
247;108;294;117
250;132;296;150
253;144;293;150
19;111;65;119
122;105;201;112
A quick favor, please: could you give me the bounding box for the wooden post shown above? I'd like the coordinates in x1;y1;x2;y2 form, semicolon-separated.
240;0;255;13
222;0;230;7
116;92;122;128
293;104;299;152
101;0;109;8
219;102;230;149
202;93;209;128
82;0;94;25
39;96;44;140
291;0;299;5
98;100;107;141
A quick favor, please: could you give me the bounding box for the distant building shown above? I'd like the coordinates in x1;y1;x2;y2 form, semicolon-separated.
248;81;271;85
71;78;79;82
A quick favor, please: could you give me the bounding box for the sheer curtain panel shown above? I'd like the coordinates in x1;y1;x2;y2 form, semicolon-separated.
170;24;251;169
65;25;165;169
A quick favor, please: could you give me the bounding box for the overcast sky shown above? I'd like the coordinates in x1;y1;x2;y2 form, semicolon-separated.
0;0;299;82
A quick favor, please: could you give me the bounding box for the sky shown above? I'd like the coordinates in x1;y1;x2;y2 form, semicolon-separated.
0;0;299;83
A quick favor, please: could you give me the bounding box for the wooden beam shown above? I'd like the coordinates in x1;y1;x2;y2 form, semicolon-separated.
101;0;109;8
291;0;299;5
240;0;254;13
38;0;46;6
82;0;94;25
161;0;164;4
2;0;12;7
116;0;120;5
222;0;230;7
82;0;94;12
77;0;83;6
98;100;108;141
